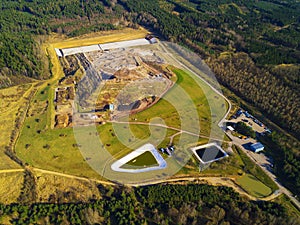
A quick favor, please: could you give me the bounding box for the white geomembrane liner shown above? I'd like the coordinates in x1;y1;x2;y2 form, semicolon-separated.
56;38;151;57
62;44;101;56
100;38;150;50
110;143;167;173
191;143;228;164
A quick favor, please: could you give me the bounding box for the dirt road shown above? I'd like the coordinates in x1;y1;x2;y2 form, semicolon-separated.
0;165;282;203
110;120;229;143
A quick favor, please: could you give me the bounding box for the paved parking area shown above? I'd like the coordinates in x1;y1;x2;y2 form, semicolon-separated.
229;113;265;133
226;131;274;173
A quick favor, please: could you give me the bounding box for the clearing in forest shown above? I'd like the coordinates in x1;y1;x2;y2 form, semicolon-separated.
15;29;228;182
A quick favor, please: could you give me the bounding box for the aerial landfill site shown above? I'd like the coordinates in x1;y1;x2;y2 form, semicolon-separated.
54;37;174;128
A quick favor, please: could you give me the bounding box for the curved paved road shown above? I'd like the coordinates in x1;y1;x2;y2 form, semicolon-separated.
110;120;230;143
158;42;232;127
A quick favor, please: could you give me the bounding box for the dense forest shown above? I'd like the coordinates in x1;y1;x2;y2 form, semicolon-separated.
206;53;300;135
1;184;299;225
235;121;256;138
0;0;124;87
261;131;300;196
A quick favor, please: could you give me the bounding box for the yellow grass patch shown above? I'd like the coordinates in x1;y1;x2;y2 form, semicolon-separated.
0;171;24;204
219;3;245;15
51;27;149;49
0;84;34;169
275;63;296;68
33;170;101;203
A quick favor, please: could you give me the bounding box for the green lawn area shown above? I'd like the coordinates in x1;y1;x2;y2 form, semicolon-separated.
15;83;102;178
130;68;212;136
236;174;272;198
235;145;278;192
35;84;51;102
16;113;178;179
96;123;178;159
121;151;158;169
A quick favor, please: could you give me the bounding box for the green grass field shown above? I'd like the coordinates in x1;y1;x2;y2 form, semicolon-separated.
15;84;102;178
121;151;158;169
16;115;178;179
235;145;278;192
236;174;272;198
130;68;212;136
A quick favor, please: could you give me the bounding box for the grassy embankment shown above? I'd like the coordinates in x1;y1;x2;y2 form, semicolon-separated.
0;84;34;169
129;68;213;136
121;151;158;168
236;174;272;198
235;145;278;197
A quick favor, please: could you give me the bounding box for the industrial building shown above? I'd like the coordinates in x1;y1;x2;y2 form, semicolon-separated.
250;142;264;153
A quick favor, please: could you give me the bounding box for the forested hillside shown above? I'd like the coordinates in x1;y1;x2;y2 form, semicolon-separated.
206;53;300;135
0;0;124;87
1;184;298;224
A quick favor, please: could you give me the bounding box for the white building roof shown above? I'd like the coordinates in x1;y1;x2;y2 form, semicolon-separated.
56;38;152;57
61;44;101;56
55;48;63;57
100;38;150;50
250;142;264;152
227;126;234;131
